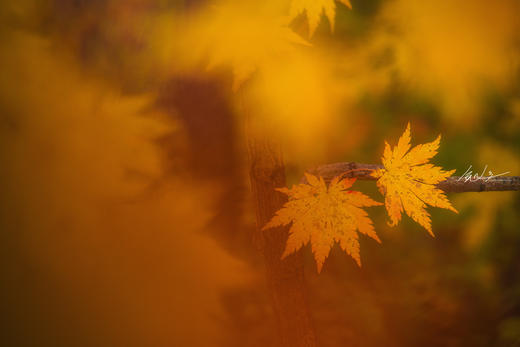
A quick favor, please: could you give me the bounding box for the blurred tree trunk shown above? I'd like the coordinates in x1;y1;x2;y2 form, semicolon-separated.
179;2;316;343
247;127;317;347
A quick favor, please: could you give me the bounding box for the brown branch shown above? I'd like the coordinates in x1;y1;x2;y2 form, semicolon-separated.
304;162;520;193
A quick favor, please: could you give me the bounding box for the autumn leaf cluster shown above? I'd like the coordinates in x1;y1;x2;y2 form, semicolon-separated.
264;123;458;272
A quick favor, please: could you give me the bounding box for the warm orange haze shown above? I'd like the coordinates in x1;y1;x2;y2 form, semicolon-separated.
1;1;520;346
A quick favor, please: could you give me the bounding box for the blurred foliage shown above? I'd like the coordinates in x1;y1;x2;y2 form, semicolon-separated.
0;0;519;346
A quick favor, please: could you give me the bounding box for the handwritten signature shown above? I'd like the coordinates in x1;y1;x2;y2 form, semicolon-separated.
457;165;510;182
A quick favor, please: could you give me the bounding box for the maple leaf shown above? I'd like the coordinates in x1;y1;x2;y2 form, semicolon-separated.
263;173;382;272
371;123;458;235
201;5;310;91
289;0;352;37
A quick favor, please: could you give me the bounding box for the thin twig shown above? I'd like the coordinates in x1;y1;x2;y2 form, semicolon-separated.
303;162;520;193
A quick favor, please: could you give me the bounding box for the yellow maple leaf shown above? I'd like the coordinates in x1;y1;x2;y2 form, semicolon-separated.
371;123;458;235
289;0;352;37
200;5;310;91
263;173;382;272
